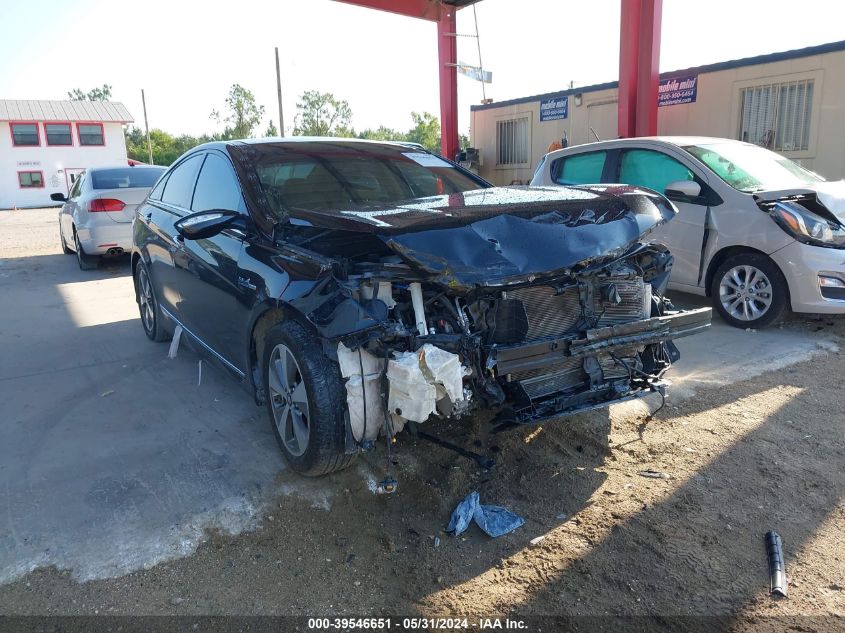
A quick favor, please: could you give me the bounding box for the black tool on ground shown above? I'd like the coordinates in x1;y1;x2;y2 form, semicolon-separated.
416;430;495;470
765;530;788;597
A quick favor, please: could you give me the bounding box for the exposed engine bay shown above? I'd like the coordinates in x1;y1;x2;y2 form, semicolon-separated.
243;183;714;455
325;242;710;446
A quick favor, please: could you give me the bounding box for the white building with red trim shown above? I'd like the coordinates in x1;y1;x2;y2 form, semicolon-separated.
0;99;133;209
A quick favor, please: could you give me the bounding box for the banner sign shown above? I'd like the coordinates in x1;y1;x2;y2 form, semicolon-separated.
539;96;568;121
658;75;698;107
458;63;492;83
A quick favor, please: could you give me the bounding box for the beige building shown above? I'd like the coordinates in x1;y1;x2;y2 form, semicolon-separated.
470;40;845;185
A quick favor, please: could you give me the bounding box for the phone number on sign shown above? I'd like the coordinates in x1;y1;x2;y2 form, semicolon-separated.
308;618;472;630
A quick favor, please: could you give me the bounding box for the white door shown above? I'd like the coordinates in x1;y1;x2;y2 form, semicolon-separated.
616;148;707;287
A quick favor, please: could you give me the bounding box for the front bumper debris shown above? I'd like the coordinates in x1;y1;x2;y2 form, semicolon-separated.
488;307;711;375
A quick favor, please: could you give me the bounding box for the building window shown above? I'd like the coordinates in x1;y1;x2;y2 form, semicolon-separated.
11;123;39;146
45;123;73;146
496;117;530;166
18;171;44;188
739;79;813;152
77;123;105;146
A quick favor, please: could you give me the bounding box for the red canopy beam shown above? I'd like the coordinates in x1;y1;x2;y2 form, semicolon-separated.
618;0;662;137
335;0;467;158
437;6;459;159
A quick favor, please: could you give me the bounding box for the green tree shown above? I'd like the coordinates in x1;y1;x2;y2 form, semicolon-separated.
293;91;354;137
264;120;279;137
125;126;212;166
358;126;406;142
406;112;441;154
211;84;265;139
68;84;113;101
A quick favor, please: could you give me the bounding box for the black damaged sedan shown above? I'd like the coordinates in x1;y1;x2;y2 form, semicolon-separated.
131;139;710;476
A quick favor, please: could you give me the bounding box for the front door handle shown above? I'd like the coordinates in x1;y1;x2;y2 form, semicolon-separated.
238;276;257;291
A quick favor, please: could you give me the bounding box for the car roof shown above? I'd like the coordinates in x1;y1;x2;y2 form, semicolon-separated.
543;136;752;159
86;164;166;172
188;137;425;153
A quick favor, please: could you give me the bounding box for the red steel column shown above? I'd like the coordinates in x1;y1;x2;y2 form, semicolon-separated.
438;5;459;159
618;0;662;137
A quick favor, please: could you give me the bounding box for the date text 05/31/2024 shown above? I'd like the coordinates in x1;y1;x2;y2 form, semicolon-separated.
307;617;528;630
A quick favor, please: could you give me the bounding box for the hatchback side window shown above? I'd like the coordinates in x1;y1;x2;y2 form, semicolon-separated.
192;154;246;213
161;155;202;209
619;149;694;194
551;151;607;185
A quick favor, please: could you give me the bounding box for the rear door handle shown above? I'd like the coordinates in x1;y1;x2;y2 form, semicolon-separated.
238;276;257;290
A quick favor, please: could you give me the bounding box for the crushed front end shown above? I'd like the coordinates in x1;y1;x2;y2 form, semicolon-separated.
279;186;712;447
331;244;709;446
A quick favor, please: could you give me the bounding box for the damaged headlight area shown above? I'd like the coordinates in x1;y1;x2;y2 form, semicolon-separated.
319;243;710;447
767;200;845;248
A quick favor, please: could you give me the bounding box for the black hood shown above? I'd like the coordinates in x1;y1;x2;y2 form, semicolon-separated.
288;186;677;288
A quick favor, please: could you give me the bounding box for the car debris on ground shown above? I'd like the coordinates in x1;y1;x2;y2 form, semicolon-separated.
446;491;524;538
766;530;788;597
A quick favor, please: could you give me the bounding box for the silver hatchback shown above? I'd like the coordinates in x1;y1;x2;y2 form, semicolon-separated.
531;137;845;328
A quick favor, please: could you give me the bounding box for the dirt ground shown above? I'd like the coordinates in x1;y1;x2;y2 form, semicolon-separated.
1;209;844;632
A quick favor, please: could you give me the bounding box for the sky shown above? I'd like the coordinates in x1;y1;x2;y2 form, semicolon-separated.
1;0;844;138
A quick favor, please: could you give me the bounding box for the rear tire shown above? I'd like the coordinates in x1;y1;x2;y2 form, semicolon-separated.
74;230;99;270
262;320;354;476
135;260;170;342
711;253;789;329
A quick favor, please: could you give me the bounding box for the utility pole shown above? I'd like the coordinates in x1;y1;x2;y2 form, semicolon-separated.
275;47;285;137
141;89;153;164
472;5;486;102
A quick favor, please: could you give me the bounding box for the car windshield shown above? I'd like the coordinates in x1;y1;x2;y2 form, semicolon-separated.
239;141;488;219
91;167;166;190
683;142;824;193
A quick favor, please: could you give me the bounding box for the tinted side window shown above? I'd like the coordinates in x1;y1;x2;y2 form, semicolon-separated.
148;173;168;201
69;173;84;198
192;154;245;212
619;149;694;193
552;151;607;185
161;155;202;209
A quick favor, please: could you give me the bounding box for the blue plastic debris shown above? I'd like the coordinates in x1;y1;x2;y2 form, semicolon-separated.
446;491;524;538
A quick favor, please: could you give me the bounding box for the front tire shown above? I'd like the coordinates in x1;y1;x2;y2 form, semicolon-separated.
60;225;73;254
711;253;789;328
262;320;353;476
135;260;170;342
74;231;99;270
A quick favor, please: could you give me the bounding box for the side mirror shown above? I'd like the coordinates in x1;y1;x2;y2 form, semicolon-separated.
174;209;241;240
51;193;68;202
665;180;701;199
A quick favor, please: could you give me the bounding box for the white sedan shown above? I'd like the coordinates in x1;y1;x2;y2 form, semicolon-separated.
54;165;165;270
531;137;845;328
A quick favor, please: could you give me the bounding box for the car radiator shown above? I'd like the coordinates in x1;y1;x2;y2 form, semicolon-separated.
504;276;650;399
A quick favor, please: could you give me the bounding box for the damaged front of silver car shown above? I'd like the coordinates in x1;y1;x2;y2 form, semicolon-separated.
260;184;711;477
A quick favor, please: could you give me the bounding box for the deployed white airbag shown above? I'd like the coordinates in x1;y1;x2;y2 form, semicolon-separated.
387;344;468;424
337;342;385;442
